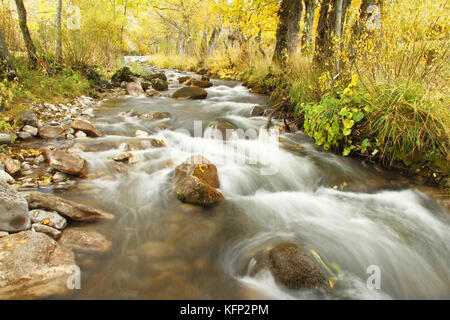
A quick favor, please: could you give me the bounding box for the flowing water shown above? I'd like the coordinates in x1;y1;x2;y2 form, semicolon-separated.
52;69;449;300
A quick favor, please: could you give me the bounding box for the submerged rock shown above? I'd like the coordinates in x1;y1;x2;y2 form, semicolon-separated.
173;86;208;100
205;120;237;140
42;147;88;177
0;181;31;232
23;191;115;222
247;243;328;290
0;231;76;299
173;155;224;206
59;227;112;255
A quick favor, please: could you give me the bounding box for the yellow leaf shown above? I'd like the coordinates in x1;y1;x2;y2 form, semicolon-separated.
42;219;50;225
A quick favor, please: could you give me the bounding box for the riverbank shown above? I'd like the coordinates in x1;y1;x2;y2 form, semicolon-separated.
146;54;449;192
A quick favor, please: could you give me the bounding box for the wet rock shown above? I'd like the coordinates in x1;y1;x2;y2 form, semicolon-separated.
151;79;169;91
124;138;166;151
205;120;237;140
139;112;170;120
247;243;328;290
59;227;112;255
145;88;162;97
22;125;38;137
38;125;64;139
178;76;191;84
20;110;41;128
112;152;134;163
140;81;152;91
28;209;67;230
32;223;62;240
112;67;133;84
0;170;14;184
74;131;87;139
197;67;209;75
144;72;167;82
0;134;13;145
42;148;88;177
135;130;149;137
173;86;208;100
70;119;102;137
0;181;31;232
52;172;67;183
0;231;76;299
126;81;145;96
185;79;213;88
23;191;115;222
0;155;21;175
173;155;223;206
0;231;8;238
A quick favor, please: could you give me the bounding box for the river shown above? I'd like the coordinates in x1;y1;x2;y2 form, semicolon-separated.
53;69;449;300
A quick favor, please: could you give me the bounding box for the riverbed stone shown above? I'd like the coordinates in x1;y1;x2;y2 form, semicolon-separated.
20;110;41;128
38;125;64;139
22;125;38;137
126;81;145;96
42;148;88;177
23;191;115;222
0;231;76;299
70;119;102;137
0;155;21;175
247;243;328;290
59;227;112;255
28;209;67;230
0;181;31;232
173;86;208;100
32;223;62;240
173;155;223;206
0;170;14;184
0;134;13;145
151;79;169;91
205;120;237;140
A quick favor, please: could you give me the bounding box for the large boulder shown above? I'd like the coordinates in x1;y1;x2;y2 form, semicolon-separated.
126;81;144;96
0;231;76;299
144;72;167;82
38;125;64;139
42;148;88;177
70;119;102;137
247;243;328;290
20;110;40;128
23;191;115;222
151;79;169;91
173;86;208;100
0;181;31;232
59;227;112;255
173;155;223;206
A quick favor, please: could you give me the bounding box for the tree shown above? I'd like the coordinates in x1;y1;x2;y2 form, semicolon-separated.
56;0;63;63
0;27;16;76
14;0;38;68
302;0;317;47
273;0;303;64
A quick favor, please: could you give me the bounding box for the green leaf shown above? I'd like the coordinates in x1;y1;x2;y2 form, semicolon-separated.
343;147;352;156
343;128;352;136
361;138;371;153
343;118;355;129
353;112;364;122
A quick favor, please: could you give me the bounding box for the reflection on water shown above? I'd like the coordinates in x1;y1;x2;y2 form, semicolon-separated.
54;70;449;300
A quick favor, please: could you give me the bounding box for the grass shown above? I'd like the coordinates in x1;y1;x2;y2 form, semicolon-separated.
0;58;91;133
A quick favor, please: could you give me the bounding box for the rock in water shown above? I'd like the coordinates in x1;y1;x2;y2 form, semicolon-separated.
173;155;224;206
111;67;133;84
126;81;144;96
151;79;169;91
23;191;115;222
20;110;41;128
32;223;62;240
248;243;328;290
0;181;31;232
70;119;102;137
173;86;208;100
42;147;88;177
205;120;237;140
0;155;21;175
178;76;191;84
59;227;112;255
0;231;76;299
0;134;13;145
0;170;14;184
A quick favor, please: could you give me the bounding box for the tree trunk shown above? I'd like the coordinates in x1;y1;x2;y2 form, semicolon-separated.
206;27;221;57
272;0;303;64
302;0;316;47
314;0;334;67
56;0;62;63
14;0;37;68
0;28;16;74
